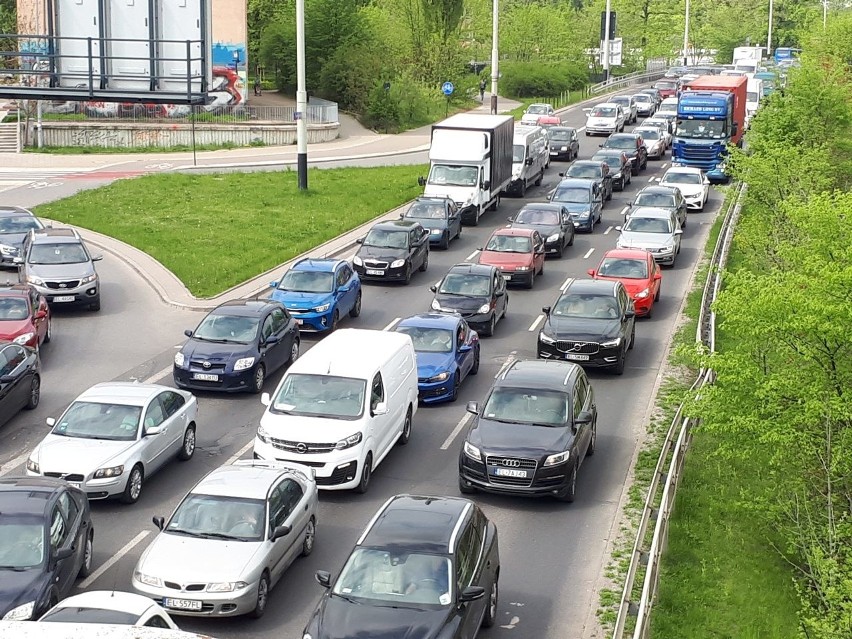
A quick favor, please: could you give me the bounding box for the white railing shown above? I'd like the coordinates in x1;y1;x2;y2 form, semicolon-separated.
586;69;667;97
611;182;747;639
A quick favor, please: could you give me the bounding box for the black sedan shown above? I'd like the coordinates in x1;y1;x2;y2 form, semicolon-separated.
0;476;93;621
0;340;40;427
600;133;648;175
561;160;613;202
173;299;300;393
508;203;575;257
353;220;430;284
305;494;500;639
431;263;508;337
458;359;596;502
0;207;43;268
591;151;632;191
537;279;635;375
546;126;580;161
400;196;462;250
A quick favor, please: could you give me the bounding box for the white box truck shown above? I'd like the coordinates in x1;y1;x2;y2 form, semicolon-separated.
419;114;514;226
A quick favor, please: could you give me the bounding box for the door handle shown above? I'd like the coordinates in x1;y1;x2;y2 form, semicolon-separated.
304;504;308;511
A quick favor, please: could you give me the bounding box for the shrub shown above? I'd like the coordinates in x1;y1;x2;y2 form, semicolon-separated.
499;61;589;98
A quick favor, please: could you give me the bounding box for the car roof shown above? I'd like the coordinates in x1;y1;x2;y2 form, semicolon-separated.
571;159;605;167
496;358;581;391
629;207;676;218
608;133;640;140
489;227;535;238
637;185;679;196
359;494;473;554
593;102;619;108
446;262;495;277
212;299;280;316
600;248;652;261
634;127;660;134
291;258;344;273
49;591;158;615
288;328;413;378
30;228;82;244
555;178;595;189
565;278;619;296
0;477;65;514
77;382;176;406
0;206;35;217
0;283;31;298
413;196;453;204
519;202;565;212
397;313;462;330
663;166;703;174
192;461;309;500
548;126;575;132
372;220;421;231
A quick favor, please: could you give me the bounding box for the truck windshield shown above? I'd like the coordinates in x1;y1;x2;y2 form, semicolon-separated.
428;165;479;187
747;92;759;102
512;145;526;163
675;119;726;139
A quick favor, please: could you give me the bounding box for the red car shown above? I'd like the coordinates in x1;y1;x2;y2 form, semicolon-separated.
587;248;662;317
478;227;545;289
653;79;680;99
0;284;51;348
537;115;562;128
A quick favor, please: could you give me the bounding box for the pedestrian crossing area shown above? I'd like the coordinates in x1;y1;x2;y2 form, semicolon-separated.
0;167;86;192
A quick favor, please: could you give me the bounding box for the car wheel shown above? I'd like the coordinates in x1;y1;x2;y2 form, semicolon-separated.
645;303;653;319
89;299;100;312
178;425;196;461
459;477;477;494
398;407;412;445
441;232;450;250
567;230;575;246
77;530;94;578
251;364;266;394
556;243;564;258
44;320;51;344
519;180;527;198
470;345;480;375
288;339;300;365
526;269;535;290
121;464;143;504
301;517;316;557
629;327;635;350
484;314;496;337
419;251;428;272
556;463;577;502
682;216;687;229
655;285;661;302
626;172;632;186
355;453;372;494
535;169;544;186
450;371;460;402
349;292;362;317
403;265;412;284
331;309;341;330
587;423;597;456
250;573;270;619
482;578;499;628
613;350;626;375
25;375;40;410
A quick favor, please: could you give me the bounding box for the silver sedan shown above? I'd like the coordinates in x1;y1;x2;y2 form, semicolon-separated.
132;460;319;619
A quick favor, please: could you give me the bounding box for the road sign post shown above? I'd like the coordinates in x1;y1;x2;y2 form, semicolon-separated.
442;81;454;118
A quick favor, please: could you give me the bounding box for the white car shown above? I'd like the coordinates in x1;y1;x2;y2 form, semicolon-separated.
26;383;198;504
39;591;179;628
660;167;710;211
520;103;555;124
584;102;626;136
616;208;683;267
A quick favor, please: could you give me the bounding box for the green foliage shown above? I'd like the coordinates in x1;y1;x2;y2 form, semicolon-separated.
500;61;588;98
0;0;16;68
363;71;449;132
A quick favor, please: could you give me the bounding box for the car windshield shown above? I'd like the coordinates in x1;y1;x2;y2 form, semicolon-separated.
633;95;651;103
663;172;702;185
656;81;677;89
396;326;453;353
28;243;88;265
553;293;621;319
515;208;559;225
166;494;266;542
590;107;615;117
548;130;573;141
439;273;490;296
0;519;45;569
193;313;259;344
552;187;590;204
406;202;447;220
604;138;635;150
482;387;569;426
40;608;141;624
675;119;725;139
485;234;531;253
363;229;408;249
597;258;648;279
0;215;41;235
0;297;28;320
624;217;673;234
594;155;622;170
52;402;141;441
279;270;334;294
428;165;478;187
526;105;549;114
611;98;630;107
637;129;659;140
512;145;526;163
333;548;453;606
272;373;366;419
658;104;677;113
566;165;601;179
635;193;676;208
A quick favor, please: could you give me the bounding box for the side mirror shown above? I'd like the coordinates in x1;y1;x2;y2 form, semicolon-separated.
184;329;193;337
271;524;292;541
587;269;596;276
269;280;279;289
557;172;565;178
418;176;426;187
535;246;545;254
459;344;472;353
145;425;162;436
53;547;74;562
460;586;486;602
152;516;165;530
654;273;662;280
598;144;604;148
261;392;271;406
34;310;47;319
466;401;479;415
575;410;594;425
372;402;388;416
0;374;15;383
525;157;533;165
615;225;623;232
703;178;710;185
315;570;332;588
399;212;405;218
482;180;491;190
355;238;364;244
507;217;514;222
265;335;280;345
674;229;684;235
92;254;104;262
430;285;437;293
12;256;23;265
625;308;636;319
542;305;551;315
46;417;56;427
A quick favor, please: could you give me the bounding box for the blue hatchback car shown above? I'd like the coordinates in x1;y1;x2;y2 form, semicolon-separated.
395;313;480;404
269;258;362;332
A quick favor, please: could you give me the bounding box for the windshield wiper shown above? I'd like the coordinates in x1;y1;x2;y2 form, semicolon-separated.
0;565;28;571
333;592;363;605
166;528;207;538
200;532;244;541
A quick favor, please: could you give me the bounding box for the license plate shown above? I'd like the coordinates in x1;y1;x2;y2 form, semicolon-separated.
192;373;219;381
53;295;75;302
366;269;385;275
550;151;558;155
493;468;528;478
163;598;202;611
68;482;81;489
565;354;589;361
502;275;512;281
294;319;303;325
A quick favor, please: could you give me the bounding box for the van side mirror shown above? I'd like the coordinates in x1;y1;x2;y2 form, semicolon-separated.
418;176;426;187
482;180;490;190
261;392;271;406
372;402;388;416
525;157;533;165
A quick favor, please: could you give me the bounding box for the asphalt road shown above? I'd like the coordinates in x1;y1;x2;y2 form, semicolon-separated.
0;105;721;639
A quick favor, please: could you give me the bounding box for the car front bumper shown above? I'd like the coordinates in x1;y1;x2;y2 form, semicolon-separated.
631;294;654;316
537;340;623;368
544;238;563;254
30;283;99;307
173;364;258;392
683;195;705;210
287;309;334;332
428;230;449;245
27;469;128;500
459;455;573;497
354;263;410;282
585;125;617;135
418;376;455;403
571;217;594;232
253;440;362;490
132;578;261;617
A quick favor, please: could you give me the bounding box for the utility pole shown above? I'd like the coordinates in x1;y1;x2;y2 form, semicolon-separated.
767;0;774;58
490;0;498;115
603;0;612;83
295;0;308;190
682;0;690;66
823;0;828;29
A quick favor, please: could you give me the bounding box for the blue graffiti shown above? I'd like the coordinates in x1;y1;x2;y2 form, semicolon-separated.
212;43;247;69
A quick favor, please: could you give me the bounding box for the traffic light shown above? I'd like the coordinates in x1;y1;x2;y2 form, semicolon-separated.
600;11;617;41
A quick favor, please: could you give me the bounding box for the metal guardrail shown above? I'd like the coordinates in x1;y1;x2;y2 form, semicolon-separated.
586;69;668;97
611;181;747;639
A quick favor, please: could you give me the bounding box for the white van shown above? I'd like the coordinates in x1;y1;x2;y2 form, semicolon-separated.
254;328;418;493
746;77;764;124
507;124;549;197
657;96;679;117
0;621;217;639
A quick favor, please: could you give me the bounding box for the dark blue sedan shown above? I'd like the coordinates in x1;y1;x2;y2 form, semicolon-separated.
269;258;362;332
173;300;300;394
400;196;462;250
395;313;480;404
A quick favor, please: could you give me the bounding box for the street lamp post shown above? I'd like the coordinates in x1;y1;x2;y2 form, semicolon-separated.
490;0;498;114
295;0;308;190
603;0;612;83
823;0;828;29
767;0;774;58
683;0;690;66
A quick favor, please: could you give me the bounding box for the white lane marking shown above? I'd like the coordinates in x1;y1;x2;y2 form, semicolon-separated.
383;317;401;331
225;440;254;466
604;225;613;235
528;314;544;332
577;126;586;132
494;353;517;378
661;162;669;169
0;451;31;477
139;365;173;385
559;276;574;291
78;530;151;589
440;413;472;450
648;175;656;182
583;248;595;259
465;250;480;261
619;206;629;217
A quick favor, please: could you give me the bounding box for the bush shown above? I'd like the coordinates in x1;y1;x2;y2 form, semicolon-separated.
362;72;448;132
317;39;386;113
499;61;589;98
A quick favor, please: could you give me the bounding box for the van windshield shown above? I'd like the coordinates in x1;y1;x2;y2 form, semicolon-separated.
512;145;526;163
271;374;367;420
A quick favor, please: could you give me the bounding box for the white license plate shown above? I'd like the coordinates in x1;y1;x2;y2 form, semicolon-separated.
366;269;385;275
502;275;512;281
192;373;219;381
550;151;558;155
163;598;202;611
68;482;81;489
565;354;590;361
53;295;75;302
294;319;303;325
493;468;528;478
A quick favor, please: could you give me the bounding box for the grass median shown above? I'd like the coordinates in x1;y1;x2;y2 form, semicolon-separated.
35;164;427;298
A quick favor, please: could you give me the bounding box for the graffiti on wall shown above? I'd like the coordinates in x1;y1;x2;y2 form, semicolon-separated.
211;43;247;105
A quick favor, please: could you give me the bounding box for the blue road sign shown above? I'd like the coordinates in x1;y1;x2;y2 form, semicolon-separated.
441;81;455;96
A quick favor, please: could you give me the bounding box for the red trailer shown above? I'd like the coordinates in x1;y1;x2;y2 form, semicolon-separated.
680;75;747;146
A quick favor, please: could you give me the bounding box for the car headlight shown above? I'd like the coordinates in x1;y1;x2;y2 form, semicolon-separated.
543;450;570;467
463;441;481;461
207;581;248;593
577;211;589;218
234;356;256;371
134;571;163;588
546;233;560;243
560;146;568;151
430;228;442;235
13;332;35;345
335;432;363;450
539;331;556;345
174;352;185;367
256;424;270;443
3;601;35;620
477;303;491;314
80;273;97;284
601;337;622;348
94;465;124;479
426;371;450;383
353;256;363;266
515;266;529;271
431;299;442;311
304;634;313;639
26;275;44;286
635;288;650;299
390;259;406;269
313;303;331;313
0;243;16;256
26;458;39;473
